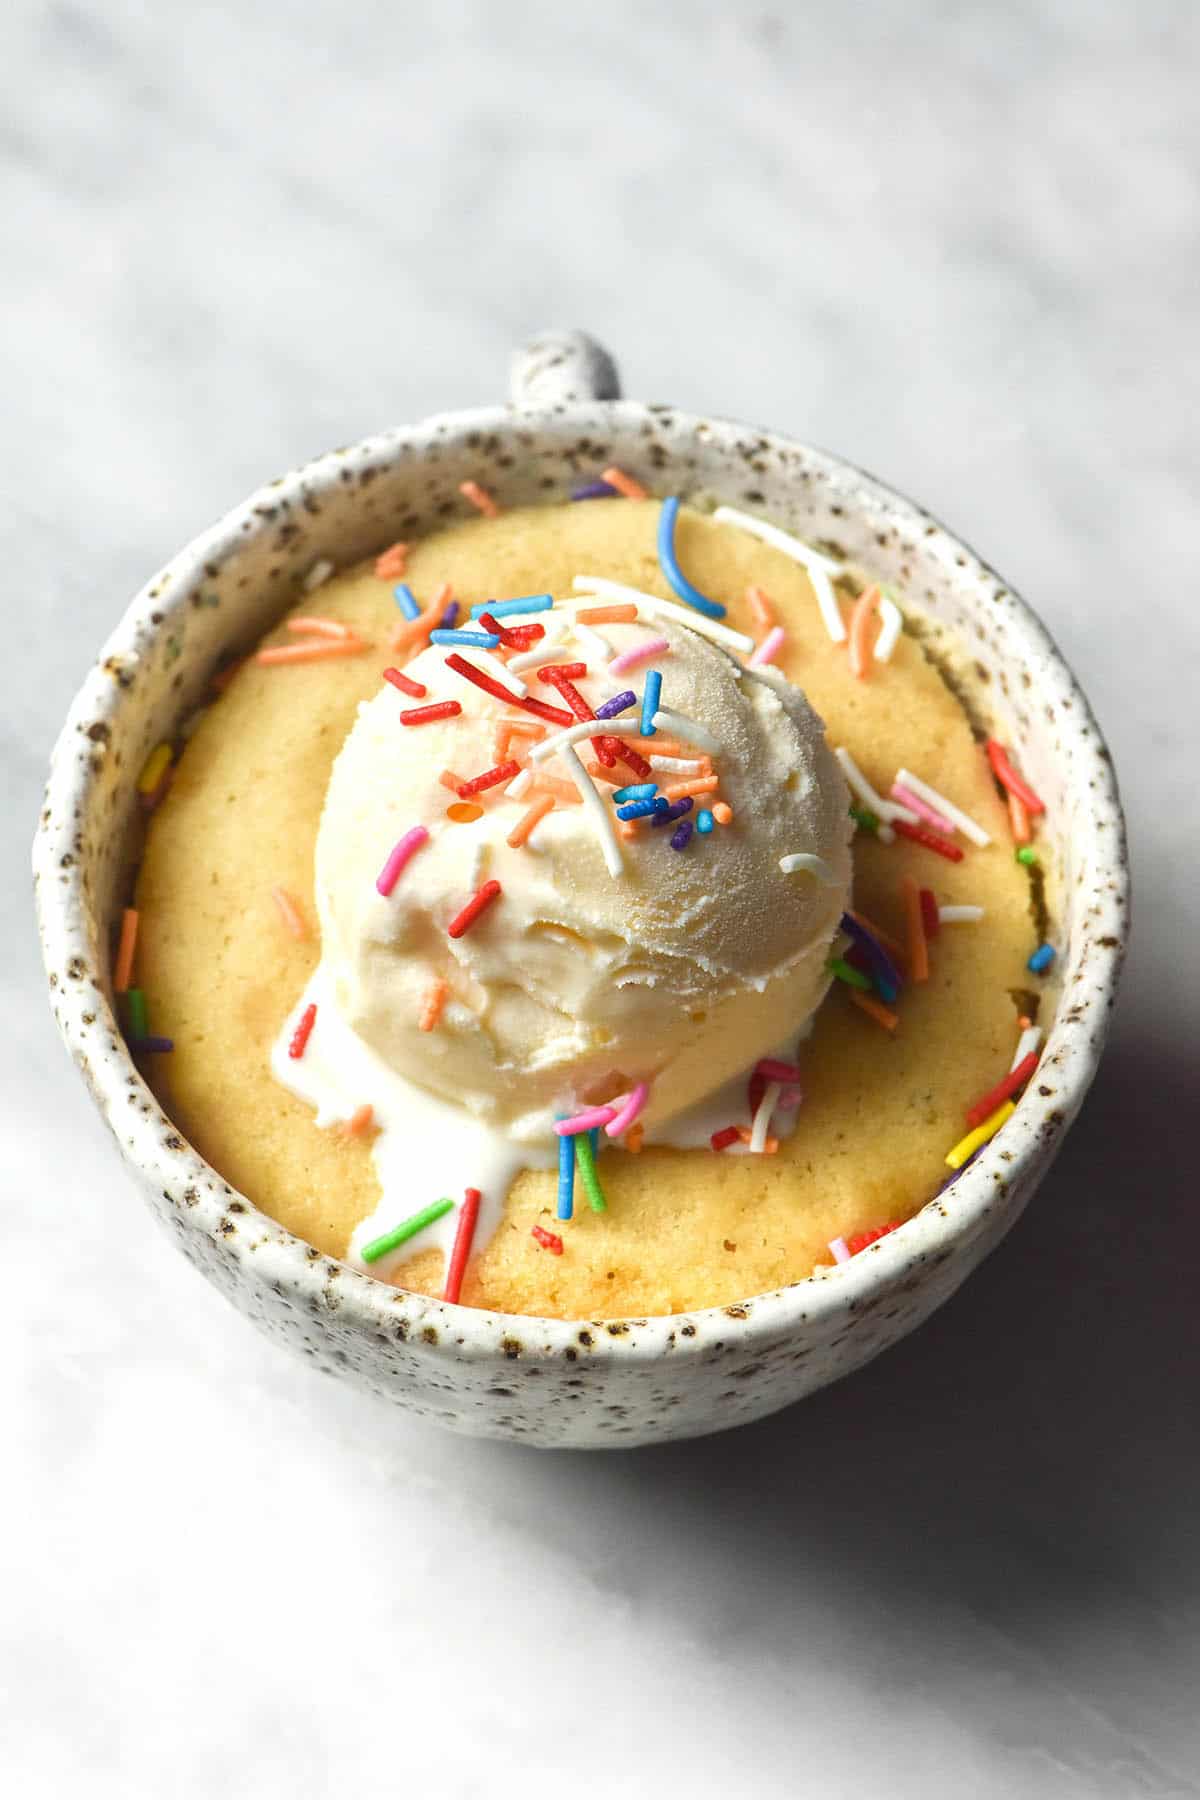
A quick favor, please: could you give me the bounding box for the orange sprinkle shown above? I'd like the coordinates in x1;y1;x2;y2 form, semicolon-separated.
851;991;899;1032
390;583;451;655
459;480;499;518
624;1122;645;1152
271;887;308;941
418;978;448;1033
577;603;638;625
585;761;623;786
493;722;513;761
113;907;138;993
1018;1015;1033;1030
373;542;409;580
663;776;720;801
848;584;882;680
256;636;366;665
211;657;248;693
532;774;583;805
507;795;555;849
439;769;467;793
746;584;775;629
506;718;546;740
286;616;355;640
342;1103;375;1138
447;801;484;824
735;1126;779;1153
846;907;907;965
900;874;929;982
601;466;648;501
617;821;641;841
711;802;733;826
1008;789;1031;845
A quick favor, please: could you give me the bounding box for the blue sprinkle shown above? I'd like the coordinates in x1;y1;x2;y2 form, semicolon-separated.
429;629;501;649
617;797;670;821
439;600;459;629
696;809;715;835
572;480;618;501
656;496;727;620
588;1127;601;1158
641;668;663;737
469;595;553;618
840;911;904;995
652;796;694;828
394;584;421;621
1028;942;1056;975
556;1131;575;1221
613;782;657;803
595;689;637;720
670;820;694;851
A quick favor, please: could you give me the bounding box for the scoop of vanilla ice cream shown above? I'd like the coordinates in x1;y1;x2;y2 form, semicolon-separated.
314;617;851;1140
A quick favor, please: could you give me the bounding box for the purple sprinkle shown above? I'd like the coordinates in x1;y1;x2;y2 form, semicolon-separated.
937;1147;981;1193
571;480;619;501
129;1036;174;1054
652;796;694;828
595;689;637;720
669;820;694;851
840;911;903;994
439;600;459;629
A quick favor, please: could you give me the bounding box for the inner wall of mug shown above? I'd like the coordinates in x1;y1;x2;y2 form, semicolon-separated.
82;402;1080;1028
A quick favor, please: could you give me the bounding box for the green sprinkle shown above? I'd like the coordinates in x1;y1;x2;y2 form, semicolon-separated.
829;957;872;992
574;1131;607;1213
361;1198;454;1264
1016;846;1038;866
849;804;880;835
125;988;148;1040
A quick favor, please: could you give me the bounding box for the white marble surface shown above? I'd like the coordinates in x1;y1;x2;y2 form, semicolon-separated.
6;2;1199;1793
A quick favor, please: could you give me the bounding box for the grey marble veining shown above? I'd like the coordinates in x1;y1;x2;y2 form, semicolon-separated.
5;2;1199;1795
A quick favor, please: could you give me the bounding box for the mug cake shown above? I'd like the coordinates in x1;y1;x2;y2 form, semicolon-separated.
121;481;1055;1319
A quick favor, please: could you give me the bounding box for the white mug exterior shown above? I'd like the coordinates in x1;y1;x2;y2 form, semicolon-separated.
33;334;1128;1447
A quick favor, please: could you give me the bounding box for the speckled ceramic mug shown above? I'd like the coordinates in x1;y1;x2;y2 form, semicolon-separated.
34;331;1128;1448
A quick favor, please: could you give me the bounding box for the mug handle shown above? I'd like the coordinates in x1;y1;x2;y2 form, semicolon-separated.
509;330;621;406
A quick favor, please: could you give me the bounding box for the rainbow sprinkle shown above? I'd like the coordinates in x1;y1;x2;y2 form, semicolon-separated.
640;669;663;737
944;1100;1015;1170
394;584;422;621
557;1133;576;1220
376;826;430;897
594;689;637;720
1028;943;1055;974
696;809;714;834
657;497;726;620
574;1130;607;1212
362;1197;455;1264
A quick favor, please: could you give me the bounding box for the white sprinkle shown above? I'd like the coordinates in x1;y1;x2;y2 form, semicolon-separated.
505;766;534;801
834;747;909;840
530;718;640;763
1010;1024;1043;1072
779;853;838;883
828;1235;851;1265
571;577;755;655
507;614;571;673
712;505;847;642
476;648;527;698
938;904;985;924
896;767;991;848
573;621;613;663
749;1081;782;1154
874;595;904;662
559;741;622;878
653;707;720;753
302;558;335;593
649;754;707;775
468;838;490;888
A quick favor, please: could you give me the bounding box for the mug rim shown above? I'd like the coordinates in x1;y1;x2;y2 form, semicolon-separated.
34;396;1129;1362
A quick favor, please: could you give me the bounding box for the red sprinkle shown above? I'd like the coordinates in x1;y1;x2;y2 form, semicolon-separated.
383;665;428;699
537;662;588;684
443;1188;482;1303
614;742;652;779
455;759;520;798
478;611;545;650
447;879;503;939
531;1224;564;1255
288;1003;317;1060
986;739;1045;815
400;700;462;727
540;668;595;726
919;887;940;939
964;1050;1039;1129
846;1222;903;1255
711;1126;741;1152
444;653;573;727
892;818;964;862
747;1070;766;1119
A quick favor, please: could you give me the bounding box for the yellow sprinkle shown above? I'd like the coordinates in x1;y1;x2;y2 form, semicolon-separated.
944;1099;1016;1170
137;742;173;795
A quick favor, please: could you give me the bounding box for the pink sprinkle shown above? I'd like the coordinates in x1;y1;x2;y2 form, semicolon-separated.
554;1104;618;1137
748;626;785;668
777;1083;803;1111
608;635;671;676
376;826;430;897
891;780;956;837
755;1057;801;1082
828;1236;851;1265
604;1081;650;1138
